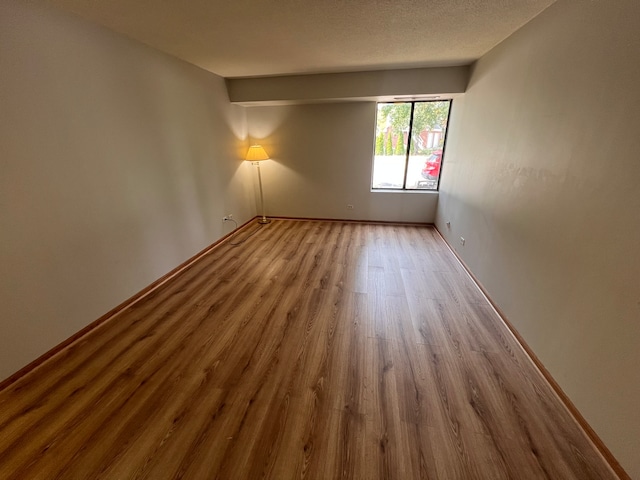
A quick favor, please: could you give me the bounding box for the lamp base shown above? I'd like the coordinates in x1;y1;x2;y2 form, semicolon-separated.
258;218;271;224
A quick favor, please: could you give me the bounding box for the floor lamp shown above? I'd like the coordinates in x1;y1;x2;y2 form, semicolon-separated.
245;145;271;224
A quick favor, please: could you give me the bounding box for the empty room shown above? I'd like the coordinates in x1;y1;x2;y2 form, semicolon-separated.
1;0;638;478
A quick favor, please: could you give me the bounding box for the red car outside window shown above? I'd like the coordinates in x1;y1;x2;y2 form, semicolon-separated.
421;150;443;180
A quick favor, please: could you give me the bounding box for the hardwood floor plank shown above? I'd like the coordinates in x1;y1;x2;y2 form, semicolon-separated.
0;219;619;479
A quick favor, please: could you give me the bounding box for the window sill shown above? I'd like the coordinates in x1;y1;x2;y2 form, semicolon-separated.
371;189;439;194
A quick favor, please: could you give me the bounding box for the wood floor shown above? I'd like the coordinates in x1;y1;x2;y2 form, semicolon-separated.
0;219;616;479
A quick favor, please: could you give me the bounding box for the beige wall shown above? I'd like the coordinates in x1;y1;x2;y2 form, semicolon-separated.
227;66;469;105
246;103;438;223
0;1;255;381
438;0;640;475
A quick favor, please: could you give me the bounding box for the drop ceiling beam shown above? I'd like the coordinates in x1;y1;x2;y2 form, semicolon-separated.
226;66;470;105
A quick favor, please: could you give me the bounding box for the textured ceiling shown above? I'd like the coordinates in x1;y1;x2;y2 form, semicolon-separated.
43;0;556;78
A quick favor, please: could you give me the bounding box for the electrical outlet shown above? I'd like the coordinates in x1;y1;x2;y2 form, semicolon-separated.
227;213;233;219
347;204;354;210
460;237;465;246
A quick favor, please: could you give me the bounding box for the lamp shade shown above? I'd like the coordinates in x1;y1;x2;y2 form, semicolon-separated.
245;145;270;161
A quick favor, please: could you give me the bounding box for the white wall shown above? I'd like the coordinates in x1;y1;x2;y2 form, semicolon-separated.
438;0;640;476
0;0;255;381
247;103;438;223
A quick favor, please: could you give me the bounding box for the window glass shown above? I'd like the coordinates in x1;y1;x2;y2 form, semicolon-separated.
372;100;451;191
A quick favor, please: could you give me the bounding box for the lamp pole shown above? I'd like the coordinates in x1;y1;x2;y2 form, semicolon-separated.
245;145;271;225
254;161;270;224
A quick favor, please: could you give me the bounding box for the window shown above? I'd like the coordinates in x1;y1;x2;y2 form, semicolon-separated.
371;100;451;191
